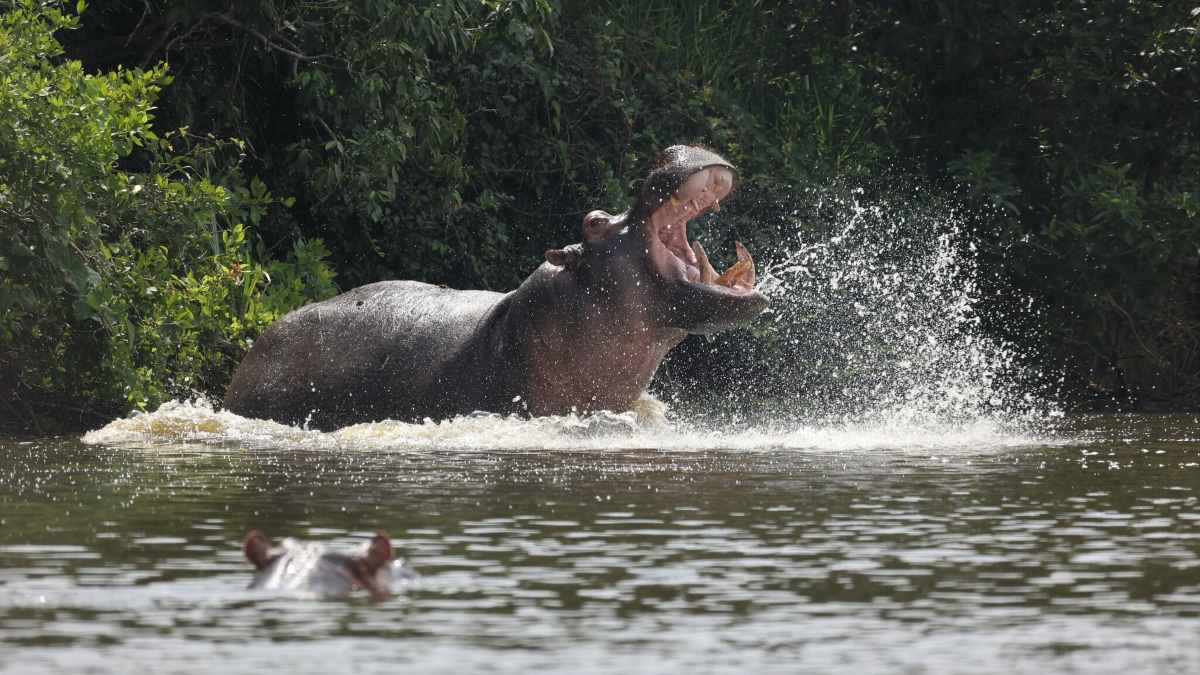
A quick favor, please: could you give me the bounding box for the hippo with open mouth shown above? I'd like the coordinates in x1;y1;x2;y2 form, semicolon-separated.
243;530;407;600
224;145;767;429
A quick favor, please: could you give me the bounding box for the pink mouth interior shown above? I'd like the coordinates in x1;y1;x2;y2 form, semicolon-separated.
659;212;699;274
651;200;756;292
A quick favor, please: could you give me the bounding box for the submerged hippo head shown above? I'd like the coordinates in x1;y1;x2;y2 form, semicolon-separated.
547;145;767;334
243;530;400;600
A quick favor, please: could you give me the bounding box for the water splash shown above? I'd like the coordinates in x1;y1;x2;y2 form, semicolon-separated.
717;180;1059;430
653;178;1062;436
82;398;1058;453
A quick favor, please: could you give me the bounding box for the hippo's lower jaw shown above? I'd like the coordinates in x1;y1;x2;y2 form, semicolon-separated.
663;275;770;334
653;250;769;333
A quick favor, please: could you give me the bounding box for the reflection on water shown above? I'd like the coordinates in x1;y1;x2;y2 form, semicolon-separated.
3;411;1200;673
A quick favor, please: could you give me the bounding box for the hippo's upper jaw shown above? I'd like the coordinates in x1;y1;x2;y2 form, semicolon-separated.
644;164;769;333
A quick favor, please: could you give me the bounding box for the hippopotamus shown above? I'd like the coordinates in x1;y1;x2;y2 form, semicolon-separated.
242;530;408;600
224;145;767;429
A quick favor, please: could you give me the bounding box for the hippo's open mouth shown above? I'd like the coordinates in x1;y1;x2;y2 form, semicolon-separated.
640;161;767;332
653;203;758;293
657;207;758;291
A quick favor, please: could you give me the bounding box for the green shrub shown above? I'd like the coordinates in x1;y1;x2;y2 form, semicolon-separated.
88;225;336;411
0;2;337;430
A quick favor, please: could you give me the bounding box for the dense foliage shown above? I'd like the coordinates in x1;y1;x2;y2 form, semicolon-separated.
0;2;336;430
853;1;1200;405
2;0;1198;429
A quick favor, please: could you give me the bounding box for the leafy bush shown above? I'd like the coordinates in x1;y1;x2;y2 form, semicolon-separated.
88;226;336;411
0;2;336;430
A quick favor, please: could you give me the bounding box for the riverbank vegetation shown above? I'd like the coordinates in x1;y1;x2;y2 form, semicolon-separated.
2;0;1197;430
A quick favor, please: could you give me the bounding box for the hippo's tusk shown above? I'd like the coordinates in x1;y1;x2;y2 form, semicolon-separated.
715;241;756;289
692;240;719;285
734;241;756;287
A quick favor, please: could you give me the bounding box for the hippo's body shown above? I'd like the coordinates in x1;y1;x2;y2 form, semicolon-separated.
225;145;767;429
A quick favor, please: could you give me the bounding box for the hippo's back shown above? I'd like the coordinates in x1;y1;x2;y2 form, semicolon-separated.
224;280;508;428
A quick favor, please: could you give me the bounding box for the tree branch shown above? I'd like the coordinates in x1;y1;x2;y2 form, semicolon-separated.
124;0;152;49
207;12;323;63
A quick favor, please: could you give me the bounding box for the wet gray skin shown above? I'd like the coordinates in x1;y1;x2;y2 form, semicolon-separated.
244;531;405;600
223;144;767;429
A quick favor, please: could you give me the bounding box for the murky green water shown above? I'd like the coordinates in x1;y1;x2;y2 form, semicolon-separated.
2;410;1200;674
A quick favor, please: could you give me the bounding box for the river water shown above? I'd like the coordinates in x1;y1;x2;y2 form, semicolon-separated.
2;404;1199;674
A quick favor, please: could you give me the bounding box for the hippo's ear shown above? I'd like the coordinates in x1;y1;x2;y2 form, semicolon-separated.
364;532;393;572
545;243;583;270
348;533;394;602
243;530;273;570
582;210;617;242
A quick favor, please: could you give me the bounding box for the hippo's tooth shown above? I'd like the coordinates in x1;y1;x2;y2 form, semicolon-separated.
734;241;757;287
716;260;752;287
716;242;756;289
735;241;751;263
692;240;719;284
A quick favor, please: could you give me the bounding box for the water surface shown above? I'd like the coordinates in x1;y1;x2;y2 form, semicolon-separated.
2;408;1199;674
